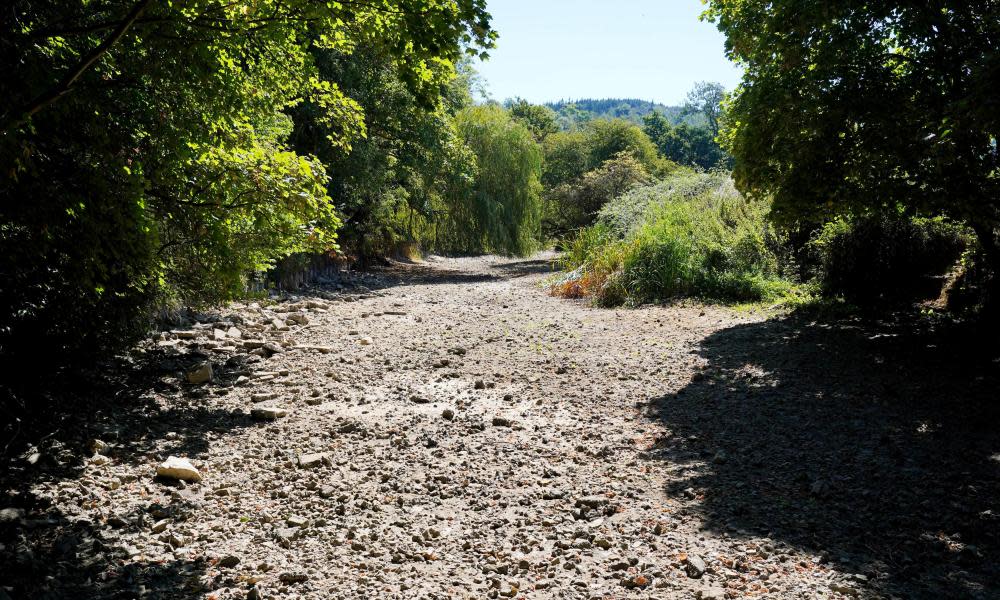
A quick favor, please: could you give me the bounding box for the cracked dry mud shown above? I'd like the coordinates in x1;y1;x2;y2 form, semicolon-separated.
4;254;998;599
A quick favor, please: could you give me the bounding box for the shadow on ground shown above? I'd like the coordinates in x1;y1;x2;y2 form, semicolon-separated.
646;313;1000;598
490;258;558;279
0;349;260;598
325;256;556;295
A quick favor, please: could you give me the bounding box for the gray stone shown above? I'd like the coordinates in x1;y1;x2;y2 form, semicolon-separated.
219;555;240;568
251;406;288;420
0;508;25;523
286;313;308;326
298;453;329;468
186;363;213;384
684;554;706;578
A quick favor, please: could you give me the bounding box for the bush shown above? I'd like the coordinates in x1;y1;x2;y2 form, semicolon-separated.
809;214;971;305
543;151;651;235
558;172;793;305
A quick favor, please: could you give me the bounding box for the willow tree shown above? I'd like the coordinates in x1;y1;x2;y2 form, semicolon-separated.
448;105;543;256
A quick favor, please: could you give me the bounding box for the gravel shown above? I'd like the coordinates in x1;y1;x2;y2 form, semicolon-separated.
2;253;997;599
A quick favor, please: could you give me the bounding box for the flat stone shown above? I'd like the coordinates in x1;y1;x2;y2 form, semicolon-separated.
186;362;213;384
251;392;278;403
286;515;309;528
156;456;202;482
251;406;288;420
151;519;169;533
298;453;329;468
576;495;608;509
275;527;299;547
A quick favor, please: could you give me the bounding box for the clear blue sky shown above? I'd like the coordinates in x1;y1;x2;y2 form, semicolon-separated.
474;0;743;106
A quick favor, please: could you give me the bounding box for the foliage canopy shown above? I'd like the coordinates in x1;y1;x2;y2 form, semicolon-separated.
0;0;494;359
705;1;1000;266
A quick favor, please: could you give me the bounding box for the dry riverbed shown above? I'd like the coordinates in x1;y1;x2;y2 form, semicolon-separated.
2;254;998;599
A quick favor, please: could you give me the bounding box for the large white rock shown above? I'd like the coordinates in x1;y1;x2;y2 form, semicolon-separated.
156;456;202;482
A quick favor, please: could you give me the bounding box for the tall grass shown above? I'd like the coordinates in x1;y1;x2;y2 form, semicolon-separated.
556;172;794;306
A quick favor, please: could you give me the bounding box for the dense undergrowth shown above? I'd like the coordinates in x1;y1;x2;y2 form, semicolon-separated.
555;172;797;306
552;171;984;312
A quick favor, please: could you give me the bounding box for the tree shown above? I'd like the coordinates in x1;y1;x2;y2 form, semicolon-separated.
705;1;1000;273
542;131;592;188
643;114;729;171
642;110;672;146
0;0;495;361
507;98;559;142
585;119;666;175
451;105;543;256
682;81;726;136
288;45;476;258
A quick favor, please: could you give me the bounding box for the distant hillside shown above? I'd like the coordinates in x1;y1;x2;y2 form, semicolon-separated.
545;98;707;130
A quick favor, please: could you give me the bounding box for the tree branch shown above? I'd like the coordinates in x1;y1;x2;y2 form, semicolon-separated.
3;0;154;134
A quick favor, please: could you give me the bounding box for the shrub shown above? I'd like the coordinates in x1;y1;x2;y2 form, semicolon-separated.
558;172;793;305
809;214;971;305
543;151;652;235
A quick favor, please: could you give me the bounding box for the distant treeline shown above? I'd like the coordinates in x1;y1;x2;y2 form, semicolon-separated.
545;98;708;130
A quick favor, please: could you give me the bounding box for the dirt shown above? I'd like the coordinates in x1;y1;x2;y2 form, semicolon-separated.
1;253;998;599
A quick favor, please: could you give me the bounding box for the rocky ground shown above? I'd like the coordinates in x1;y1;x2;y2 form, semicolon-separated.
1;254;998;599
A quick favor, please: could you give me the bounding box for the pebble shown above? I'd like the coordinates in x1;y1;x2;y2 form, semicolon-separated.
220;555;240;568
